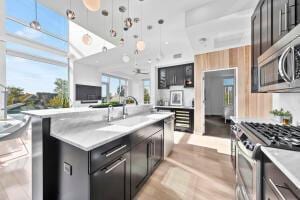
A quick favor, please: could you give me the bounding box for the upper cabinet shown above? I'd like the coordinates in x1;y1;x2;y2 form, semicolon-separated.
251;0;300;92
158;63;194;89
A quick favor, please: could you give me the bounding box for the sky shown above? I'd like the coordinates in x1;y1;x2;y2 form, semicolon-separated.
5;0;69;94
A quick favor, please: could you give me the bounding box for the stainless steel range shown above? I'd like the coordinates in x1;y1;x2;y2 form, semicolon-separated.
232;122;300;200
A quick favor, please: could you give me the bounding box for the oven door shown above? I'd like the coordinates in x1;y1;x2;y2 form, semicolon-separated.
236;141;257;200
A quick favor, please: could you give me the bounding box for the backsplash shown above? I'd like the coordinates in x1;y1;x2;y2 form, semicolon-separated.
272;93;300;126
157;86;194;107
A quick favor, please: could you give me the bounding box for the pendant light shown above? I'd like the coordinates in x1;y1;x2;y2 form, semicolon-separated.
110;0;117;37
124;0;133;30
82;9;93;45
66;0;76;20
101;10;109;52
83;0;100;12
30;0;41;31
136;0;145;52
119;6;126;46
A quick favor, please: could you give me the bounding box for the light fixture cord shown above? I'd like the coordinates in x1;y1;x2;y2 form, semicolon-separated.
111;0;114;28
35;0;38;21
128;0;130;17
140;2;143;40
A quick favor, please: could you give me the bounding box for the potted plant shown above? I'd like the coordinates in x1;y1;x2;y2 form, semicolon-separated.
270;108;292;125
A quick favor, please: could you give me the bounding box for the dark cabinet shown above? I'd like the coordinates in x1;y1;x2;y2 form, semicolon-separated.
158;63;194;89
131;130;164;198
158;68;168;89
91;152;130;200
131;139;149;197
251;0;300;92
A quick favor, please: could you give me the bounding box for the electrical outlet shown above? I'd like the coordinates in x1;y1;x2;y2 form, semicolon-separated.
64;162;72;176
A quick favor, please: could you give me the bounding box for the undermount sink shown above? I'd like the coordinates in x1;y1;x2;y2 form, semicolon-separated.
112;116;152;127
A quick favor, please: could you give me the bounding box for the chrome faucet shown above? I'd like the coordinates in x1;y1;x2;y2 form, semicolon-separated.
122;96;138;119
0;84;8;121
107;105;113;122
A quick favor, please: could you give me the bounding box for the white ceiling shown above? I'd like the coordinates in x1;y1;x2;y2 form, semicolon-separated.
39;0;259;79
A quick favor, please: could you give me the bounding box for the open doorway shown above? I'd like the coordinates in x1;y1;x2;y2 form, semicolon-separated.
204;69;236;138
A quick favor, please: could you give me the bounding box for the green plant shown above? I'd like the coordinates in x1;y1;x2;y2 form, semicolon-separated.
270;108;292;117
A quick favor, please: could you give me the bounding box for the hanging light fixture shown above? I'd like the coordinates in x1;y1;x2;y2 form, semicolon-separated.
124;0;133;30
66;0;76;20
101;10;109;52
82;9;93;45
30;0;41;31
110;0;117;37
83;0;100;12
136;0;145;52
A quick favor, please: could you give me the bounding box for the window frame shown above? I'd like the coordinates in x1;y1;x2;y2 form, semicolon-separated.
143;79;151;104
101;74;128;103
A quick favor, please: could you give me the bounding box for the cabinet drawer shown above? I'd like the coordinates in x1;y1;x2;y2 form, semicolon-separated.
89;136;130;174
263;156;300;199
130;121;163;147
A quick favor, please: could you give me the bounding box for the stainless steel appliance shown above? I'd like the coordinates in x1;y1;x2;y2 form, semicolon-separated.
233;124;262;200
234;122;300;200
258;24;300;92
164;116;174;158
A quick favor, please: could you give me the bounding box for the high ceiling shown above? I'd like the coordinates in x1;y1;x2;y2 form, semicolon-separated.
39;0;259;79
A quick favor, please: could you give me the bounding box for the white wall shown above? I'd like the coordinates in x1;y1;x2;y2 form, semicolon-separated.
272;93;300;126
157;86;194;107
205;76;224;115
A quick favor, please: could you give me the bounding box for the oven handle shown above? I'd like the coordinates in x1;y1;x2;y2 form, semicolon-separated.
279;46;293;83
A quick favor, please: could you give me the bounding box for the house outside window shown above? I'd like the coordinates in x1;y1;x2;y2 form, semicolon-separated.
101;74;128;103
143;80;151;104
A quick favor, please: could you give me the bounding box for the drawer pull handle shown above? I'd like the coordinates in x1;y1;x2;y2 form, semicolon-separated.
104;158;126;174
268;178;287;200
105;145;127;157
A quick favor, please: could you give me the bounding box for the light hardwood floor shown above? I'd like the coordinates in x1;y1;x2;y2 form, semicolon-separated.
0;131;235;200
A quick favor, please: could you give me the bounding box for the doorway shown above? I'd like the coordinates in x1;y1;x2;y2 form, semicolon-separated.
203;69;236;138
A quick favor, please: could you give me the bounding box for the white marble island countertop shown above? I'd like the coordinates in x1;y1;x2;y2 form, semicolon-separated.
50;112;174;151
261;146;300;190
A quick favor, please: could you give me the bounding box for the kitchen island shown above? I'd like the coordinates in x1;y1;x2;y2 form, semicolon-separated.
23;105;174;200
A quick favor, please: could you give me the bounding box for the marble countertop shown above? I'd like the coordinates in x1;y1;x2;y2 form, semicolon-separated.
261;146;300;190
155;105;194;110
230;116;279;124
22;105;151;118
50;112;174;151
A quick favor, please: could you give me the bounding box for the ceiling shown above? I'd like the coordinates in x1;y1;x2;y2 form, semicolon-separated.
39;0;259;79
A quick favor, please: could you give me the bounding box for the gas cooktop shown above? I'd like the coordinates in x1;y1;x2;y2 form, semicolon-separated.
241;122;300;151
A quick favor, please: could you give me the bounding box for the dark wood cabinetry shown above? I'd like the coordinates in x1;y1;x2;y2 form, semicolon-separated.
251;0;300;92
53;121;165;200
131;130;163;198
158;63;194;89
91;152;131;200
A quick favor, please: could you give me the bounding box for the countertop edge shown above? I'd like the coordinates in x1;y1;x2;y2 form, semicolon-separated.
155;106;194;110
50;113;174;151
261;146;300;190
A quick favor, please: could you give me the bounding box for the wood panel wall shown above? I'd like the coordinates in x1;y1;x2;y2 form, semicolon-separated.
194;46;272;134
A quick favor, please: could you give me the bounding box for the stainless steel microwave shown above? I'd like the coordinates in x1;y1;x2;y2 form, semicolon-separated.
258;25;300;93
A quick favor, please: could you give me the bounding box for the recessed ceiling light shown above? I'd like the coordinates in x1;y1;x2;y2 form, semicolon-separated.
122;55;130;63
164;41;169;45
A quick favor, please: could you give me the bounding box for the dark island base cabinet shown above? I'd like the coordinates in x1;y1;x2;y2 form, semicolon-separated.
50;121;164;200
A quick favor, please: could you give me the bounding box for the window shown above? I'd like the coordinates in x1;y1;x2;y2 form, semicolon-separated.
101;74;128;103
6;56;69;113
143;80;151;104
5;0;69;113
224;78;234;106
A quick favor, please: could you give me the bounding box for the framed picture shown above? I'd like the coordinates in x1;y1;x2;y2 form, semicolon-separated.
170;90;183;106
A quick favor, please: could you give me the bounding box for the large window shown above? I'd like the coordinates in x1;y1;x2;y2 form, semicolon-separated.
5;0;69;113
101;74;128;103
143;80;151;104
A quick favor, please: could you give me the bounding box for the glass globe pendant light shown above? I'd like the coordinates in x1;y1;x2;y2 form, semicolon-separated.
82;9;93;45
83;0;100;12
136;0;145;52
30;0;41;31
66;0;76;20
